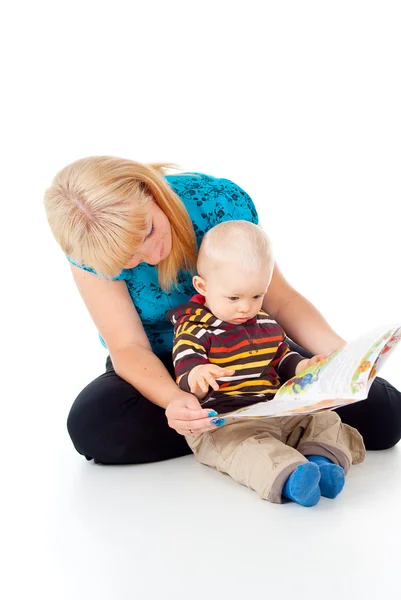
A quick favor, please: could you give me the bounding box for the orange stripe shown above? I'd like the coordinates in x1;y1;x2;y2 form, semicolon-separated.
210;335;282;354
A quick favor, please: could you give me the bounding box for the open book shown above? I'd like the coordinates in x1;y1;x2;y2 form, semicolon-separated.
224;323;401;419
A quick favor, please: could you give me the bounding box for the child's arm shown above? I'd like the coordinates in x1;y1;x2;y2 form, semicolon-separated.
171;323;214;395
171;324;210;393
172;328;234;399
272;340;324;382
295;354;325;375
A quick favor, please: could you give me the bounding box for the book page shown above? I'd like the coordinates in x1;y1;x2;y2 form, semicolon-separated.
225;324;401;419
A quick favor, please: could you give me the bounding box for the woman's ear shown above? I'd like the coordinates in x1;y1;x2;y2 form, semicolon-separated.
193;275;207;295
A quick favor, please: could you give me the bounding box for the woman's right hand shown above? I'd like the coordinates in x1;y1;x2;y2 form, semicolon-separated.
165;391;224;436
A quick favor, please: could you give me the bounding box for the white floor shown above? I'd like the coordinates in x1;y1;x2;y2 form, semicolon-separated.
4;355;401;600
55;445;401;600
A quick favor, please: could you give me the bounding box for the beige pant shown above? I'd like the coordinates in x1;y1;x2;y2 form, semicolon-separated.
186;411;365;504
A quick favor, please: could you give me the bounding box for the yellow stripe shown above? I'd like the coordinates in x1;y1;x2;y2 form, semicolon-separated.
214;359;272;371
222;379;277;392
225;386;279;395
209;347;277;364
188;308;207;322
186;324;197;334
173;338;206;353
176;321;188;336
210;360;272;372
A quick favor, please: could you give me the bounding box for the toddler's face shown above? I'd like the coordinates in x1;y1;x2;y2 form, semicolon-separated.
197;266;272;324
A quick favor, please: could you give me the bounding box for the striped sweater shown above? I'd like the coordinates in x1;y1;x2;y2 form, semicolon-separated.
167;294;305;414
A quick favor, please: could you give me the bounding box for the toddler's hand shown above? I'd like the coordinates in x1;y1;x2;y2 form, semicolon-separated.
295;354;325;375
188;364;235;398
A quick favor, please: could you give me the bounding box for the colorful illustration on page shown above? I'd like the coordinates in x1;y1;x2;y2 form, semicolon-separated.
278;355;331;397
350;330;398;393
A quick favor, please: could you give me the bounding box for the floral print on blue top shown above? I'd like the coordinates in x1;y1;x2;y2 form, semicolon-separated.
68;173;259;355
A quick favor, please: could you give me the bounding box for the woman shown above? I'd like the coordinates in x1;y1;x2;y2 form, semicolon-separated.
44;156;401;464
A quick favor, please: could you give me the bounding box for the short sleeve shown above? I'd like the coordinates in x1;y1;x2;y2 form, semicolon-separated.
66;255;97;275
165;173;259;249
66;255;128;281
218;178;259;226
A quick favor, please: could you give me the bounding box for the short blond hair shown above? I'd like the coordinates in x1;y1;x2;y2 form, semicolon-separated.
43;156;197;290
197;220;274;277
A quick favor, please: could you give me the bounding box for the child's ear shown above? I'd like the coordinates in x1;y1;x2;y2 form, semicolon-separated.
193;275;207;295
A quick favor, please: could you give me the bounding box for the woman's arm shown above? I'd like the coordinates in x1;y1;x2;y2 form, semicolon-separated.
262;263;347;356
71;265;188;409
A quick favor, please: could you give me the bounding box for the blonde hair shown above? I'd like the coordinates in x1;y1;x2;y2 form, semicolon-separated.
197;220;274;277
43;156;197;290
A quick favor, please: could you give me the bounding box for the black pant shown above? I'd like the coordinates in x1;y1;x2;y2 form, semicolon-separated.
67;342;401;464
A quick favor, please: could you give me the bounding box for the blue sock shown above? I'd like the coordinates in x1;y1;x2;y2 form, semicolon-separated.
306;455;345;499
282;462;321;507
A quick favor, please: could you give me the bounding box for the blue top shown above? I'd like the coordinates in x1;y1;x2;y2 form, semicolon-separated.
69;173;259;355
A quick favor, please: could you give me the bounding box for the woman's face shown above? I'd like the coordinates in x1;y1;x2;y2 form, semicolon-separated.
124;203;172;269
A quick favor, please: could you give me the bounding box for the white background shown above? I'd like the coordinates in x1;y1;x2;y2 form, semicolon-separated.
1;2;401;599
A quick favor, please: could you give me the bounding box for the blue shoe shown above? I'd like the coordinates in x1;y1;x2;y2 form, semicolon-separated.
306;455;345;499
282;462;321;507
